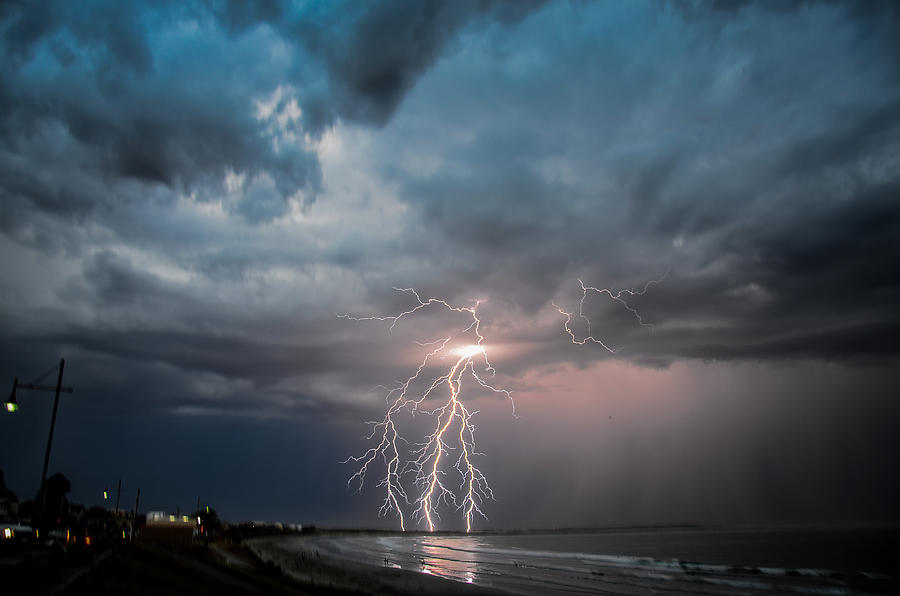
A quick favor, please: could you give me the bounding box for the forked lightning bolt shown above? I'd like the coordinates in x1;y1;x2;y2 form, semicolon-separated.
554;274;666;350
340;288;513;532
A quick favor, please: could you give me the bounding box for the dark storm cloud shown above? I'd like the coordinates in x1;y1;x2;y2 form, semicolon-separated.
214;0;284;33
68;249;384;377
292;0;545;133
383;0;900;365
0;5;315;224
2;0;900;527
0;0;546;230
0;0;153;74
2;0;897;397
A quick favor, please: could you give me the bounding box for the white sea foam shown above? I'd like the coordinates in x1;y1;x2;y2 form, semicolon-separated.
283;530;897;596
404;539;842;581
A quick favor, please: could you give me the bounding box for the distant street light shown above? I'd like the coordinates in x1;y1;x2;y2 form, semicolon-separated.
5;358;74;531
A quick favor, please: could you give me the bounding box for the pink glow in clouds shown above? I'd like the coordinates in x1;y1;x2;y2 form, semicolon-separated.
463;360;900;529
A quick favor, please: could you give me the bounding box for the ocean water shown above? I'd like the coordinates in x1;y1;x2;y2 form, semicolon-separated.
282;526;899;595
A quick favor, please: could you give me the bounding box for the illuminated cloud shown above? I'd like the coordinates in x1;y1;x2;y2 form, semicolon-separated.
1;0;898;524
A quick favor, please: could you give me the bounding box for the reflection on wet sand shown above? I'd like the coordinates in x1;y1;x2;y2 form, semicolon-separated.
416;536;482;584
269;530;900;596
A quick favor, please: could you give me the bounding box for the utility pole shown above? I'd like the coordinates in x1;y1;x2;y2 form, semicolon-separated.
5;359;74;533
115;478;122;515
38;359;68;531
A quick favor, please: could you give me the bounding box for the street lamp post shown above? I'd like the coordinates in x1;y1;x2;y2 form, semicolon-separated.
5;358;74;531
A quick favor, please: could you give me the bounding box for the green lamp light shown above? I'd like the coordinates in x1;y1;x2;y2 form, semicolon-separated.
4;379;17;413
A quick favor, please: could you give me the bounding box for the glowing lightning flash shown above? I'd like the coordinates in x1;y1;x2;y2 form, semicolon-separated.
340;289;513;532
553;273;666;350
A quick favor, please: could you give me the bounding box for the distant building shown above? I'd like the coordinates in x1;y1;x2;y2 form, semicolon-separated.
142;511;196;545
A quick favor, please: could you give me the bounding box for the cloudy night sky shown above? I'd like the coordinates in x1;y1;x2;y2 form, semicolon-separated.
1;0;899;530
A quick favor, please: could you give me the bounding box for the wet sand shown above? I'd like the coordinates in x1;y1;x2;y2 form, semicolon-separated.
247;529;900;596
247;535;507;596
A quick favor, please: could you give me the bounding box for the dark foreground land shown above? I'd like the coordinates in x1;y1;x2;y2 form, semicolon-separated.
5;541;320;596
6;538;502;596
58;542;324;596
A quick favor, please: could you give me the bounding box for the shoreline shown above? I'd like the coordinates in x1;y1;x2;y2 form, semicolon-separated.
244;527;900;596
247;535;508;596
49;526;899;595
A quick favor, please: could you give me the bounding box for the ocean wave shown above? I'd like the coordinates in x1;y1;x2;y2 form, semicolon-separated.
284;534;897;596
407;538;846;580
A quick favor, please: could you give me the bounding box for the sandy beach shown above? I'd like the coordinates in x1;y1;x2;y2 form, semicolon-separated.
245;528;900;596
246;534;507;596
9;532;505;595
12;526;894;595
